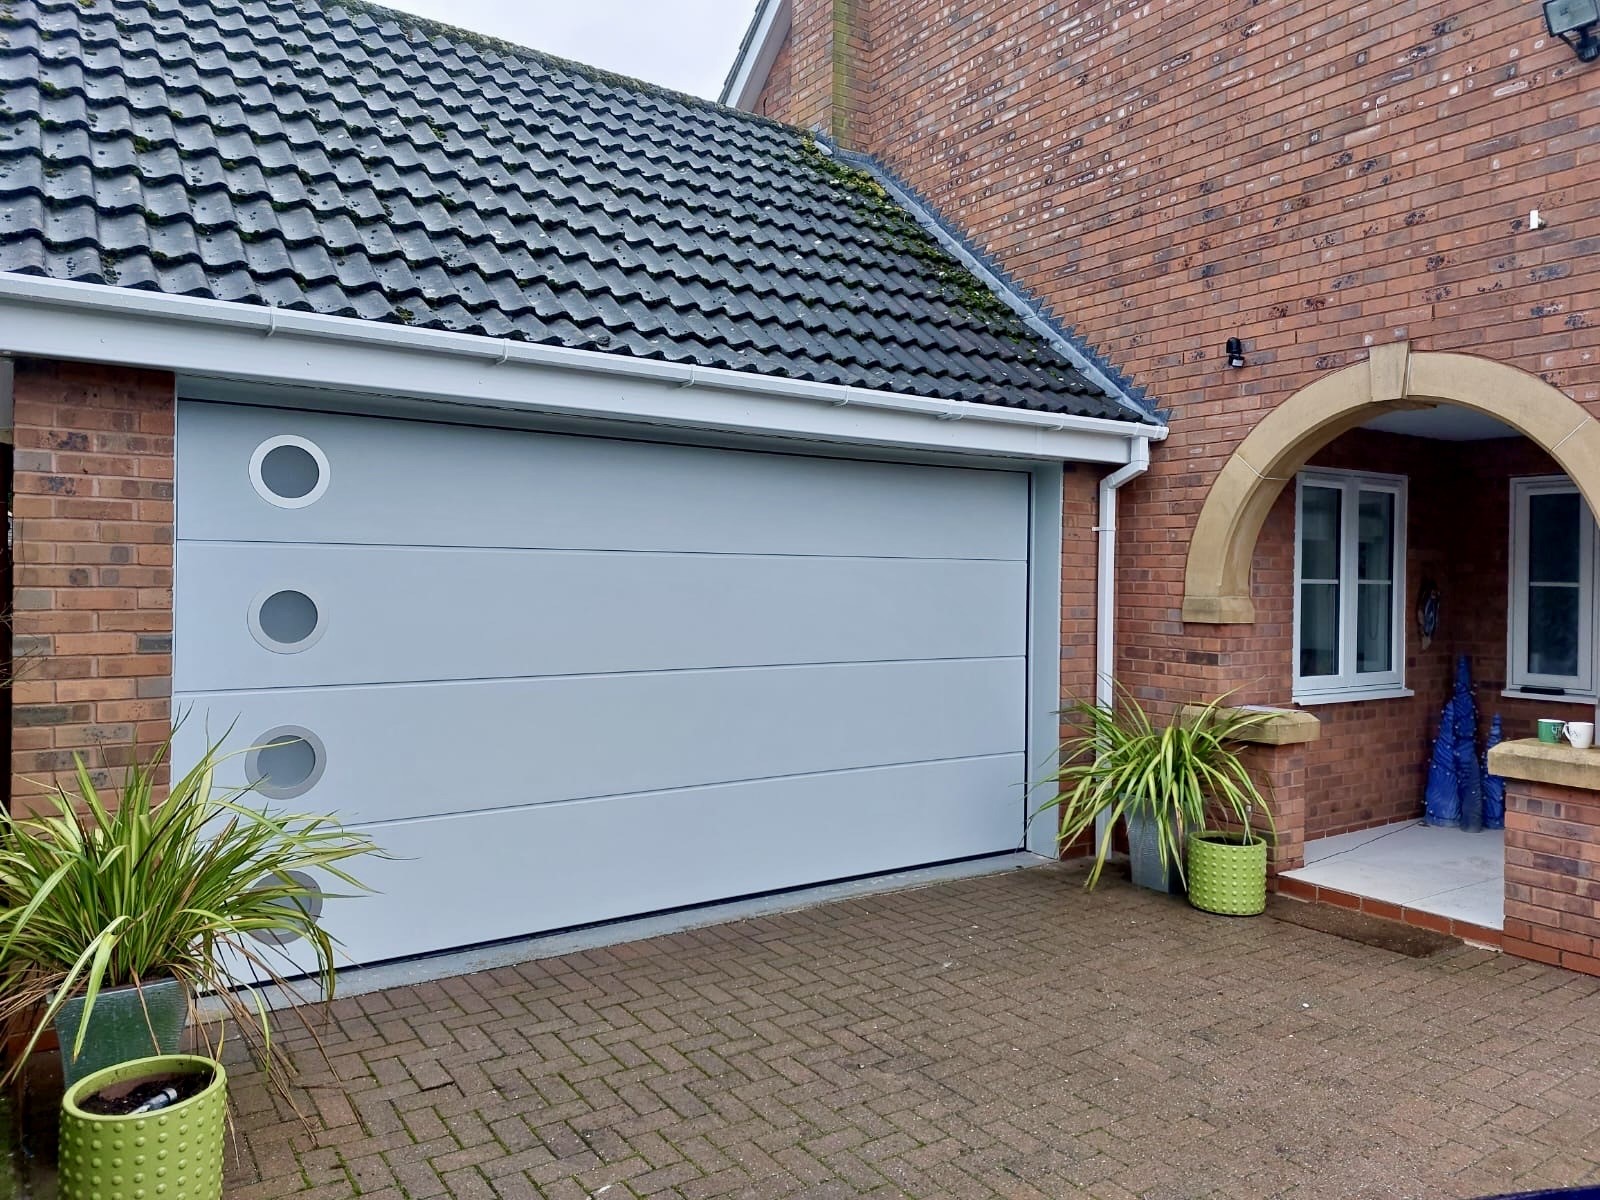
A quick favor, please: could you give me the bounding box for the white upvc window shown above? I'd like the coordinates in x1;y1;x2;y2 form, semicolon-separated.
1507;476;1598;699
1293;469;1408;704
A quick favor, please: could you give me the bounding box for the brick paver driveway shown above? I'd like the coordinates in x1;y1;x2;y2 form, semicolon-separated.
225;864;1600;1200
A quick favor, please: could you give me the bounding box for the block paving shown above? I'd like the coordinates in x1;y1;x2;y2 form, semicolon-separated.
224;865;1600;1199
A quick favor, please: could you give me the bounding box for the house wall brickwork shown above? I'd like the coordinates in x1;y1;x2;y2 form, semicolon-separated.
754;31;792;121
757;0;1600;841
8;359;176;815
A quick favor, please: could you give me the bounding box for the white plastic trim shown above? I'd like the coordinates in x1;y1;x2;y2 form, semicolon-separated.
1095;438;1151;712
246;585;326;655
720;0;790;109
0;275;1163;465
1291;685;1415;706
246;726;328;800
249;433;330;509
1501;688;1598;705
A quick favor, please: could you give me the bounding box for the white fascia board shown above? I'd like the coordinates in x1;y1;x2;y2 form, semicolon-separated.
0;275;1163;464
720;0;791;109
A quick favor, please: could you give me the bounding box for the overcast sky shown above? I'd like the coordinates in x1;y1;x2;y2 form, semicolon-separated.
374;1;763;100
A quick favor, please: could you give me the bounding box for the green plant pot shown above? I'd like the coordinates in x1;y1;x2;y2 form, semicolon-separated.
1186;831;1267;916
58;1055;225;1200
54;977;188;1090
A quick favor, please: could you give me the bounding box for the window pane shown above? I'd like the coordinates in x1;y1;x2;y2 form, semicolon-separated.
1357;491;1394;582
1529;491;1580;584
1528;584;1580;677
1300;582;1339;677
1300;486;1341;580
1357;582;1392;673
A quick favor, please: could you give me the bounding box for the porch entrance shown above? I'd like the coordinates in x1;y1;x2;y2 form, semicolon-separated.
1281;821;1504;934
1179;344;1600;951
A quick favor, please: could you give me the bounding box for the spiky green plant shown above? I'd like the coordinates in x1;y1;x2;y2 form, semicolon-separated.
1036;691;1275;888
0;730;379;1087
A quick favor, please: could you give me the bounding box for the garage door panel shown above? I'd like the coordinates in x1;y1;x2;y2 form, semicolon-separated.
176;399;1035;965
262;754;1026;968
177;403;1031;561
174;543;1028;691
174;657;1025;826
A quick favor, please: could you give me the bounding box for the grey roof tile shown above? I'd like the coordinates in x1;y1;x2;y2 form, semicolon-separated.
0;0;1138;419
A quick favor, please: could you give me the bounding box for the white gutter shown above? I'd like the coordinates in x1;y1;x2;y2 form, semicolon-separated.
1096;437;1152;711
0;274;1163;464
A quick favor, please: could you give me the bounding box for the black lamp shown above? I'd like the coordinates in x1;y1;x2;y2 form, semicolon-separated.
1545;0;1600;61
1225;337;1246;368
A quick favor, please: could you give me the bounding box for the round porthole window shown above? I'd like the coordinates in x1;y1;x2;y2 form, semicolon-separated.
245;727;327;800
250;435;330;508
249;588;323;653
247;869;324;946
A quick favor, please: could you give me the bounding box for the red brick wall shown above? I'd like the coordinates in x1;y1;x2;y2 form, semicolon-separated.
9;360;176;815
754;30;792;121
1504;778;1600;976
757;0;1600;840
1060;464;1098;706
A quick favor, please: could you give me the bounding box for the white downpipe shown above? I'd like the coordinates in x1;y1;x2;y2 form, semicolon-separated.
1092;437;1152;847
1096;438;1152;711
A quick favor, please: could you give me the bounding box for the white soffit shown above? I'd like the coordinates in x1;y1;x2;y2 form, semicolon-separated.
720;0;791;109
1362;406;1520;441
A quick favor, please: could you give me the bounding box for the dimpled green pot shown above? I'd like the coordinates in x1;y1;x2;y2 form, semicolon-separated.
1186;832;1268;916
58;1055;226;1200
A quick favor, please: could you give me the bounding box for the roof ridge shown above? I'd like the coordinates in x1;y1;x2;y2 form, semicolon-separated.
292;0;792;128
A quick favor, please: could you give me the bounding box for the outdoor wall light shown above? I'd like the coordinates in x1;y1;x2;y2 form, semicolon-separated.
1545;0;1600;62
1225;337;1246;368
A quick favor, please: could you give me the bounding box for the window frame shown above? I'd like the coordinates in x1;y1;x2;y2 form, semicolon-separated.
1292;468;1409;705
1506;475;1598;700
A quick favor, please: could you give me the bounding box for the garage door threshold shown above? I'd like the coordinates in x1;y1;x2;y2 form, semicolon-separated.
233;851;1054;1013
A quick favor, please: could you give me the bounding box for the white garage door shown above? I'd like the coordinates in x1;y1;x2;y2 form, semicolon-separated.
173;402;1032;966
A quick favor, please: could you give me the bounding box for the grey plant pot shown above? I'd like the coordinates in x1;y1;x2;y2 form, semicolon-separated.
54;977;188;1090
1125;810;1184;894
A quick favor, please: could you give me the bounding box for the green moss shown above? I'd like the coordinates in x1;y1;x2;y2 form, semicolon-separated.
393;305;414;323
795;135;1012;326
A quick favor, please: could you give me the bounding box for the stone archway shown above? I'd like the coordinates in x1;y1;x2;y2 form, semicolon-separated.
1182;342;1600;624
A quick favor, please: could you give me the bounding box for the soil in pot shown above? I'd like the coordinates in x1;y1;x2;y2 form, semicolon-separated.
77;1065;215;1116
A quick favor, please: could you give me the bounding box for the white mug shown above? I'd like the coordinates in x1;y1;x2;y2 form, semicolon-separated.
1565;721;1596;750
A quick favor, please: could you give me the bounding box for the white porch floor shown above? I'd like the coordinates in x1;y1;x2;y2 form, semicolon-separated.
1282;820;1505;930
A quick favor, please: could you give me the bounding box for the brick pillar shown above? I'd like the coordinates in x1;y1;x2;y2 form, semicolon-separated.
1244;742;1308;872
1179;704;1318;873
1501;776;1600;976
9;360;176;814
